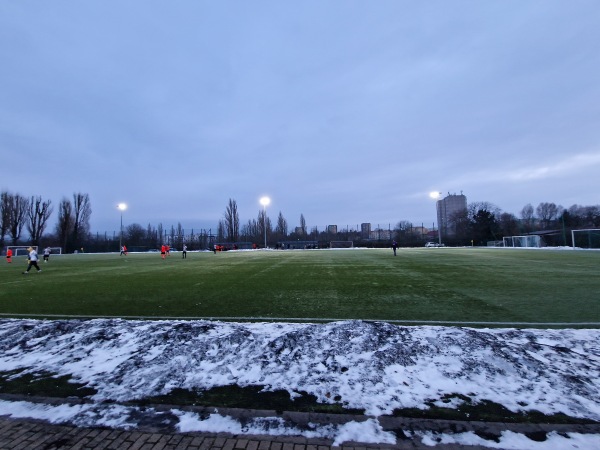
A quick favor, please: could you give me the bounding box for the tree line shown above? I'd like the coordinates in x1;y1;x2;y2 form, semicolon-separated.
0;191;91;252
2;192;599;252
219;198;600;247
439;201;600;246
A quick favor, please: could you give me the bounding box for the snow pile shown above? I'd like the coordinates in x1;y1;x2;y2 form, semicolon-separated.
0;319;599;446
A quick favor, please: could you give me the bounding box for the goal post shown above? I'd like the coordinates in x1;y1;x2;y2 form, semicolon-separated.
571;229;600;249
502;236;541;248
6;245;38;256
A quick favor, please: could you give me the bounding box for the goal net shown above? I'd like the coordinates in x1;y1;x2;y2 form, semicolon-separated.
330;241;353;249
502;236;541;248
571;229;600;249
6;245;38;256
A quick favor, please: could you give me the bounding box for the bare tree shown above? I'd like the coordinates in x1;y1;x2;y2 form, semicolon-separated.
56;198;74;252
240;218;258;241
468;202;500;219
469;204;500;245
299;213;307;235
217;220;225;242
257;209;272;246
7;194;29;245
498;212;519;237
394;220;421;245
0;191;11;249
581;205;600;227
71;193;92;250
223;198;240;242
275;211;288;238
176;222;184;249
169;225;176;246
125;223;146;246
520;204;535;232
536;202;560;230
27;196;53;246
448;208;470;244
157;223;164;245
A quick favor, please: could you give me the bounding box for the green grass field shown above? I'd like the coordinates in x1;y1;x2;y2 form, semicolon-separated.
1;248;599;327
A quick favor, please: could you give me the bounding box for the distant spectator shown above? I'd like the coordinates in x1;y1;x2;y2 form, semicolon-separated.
182;244;187;259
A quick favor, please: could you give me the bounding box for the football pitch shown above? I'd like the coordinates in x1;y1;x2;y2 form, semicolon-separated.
1;247;599;327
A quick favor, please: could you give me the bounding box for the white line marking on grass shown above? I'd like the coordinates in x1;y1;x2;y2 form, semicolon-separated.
0;313;599;327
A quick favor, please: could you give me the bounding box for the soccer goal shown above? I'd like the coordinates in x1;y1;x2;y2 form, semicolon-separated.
45;247;63;255
6;245;38;256
571;229;600;249
330;241;353;249
502;236;541;248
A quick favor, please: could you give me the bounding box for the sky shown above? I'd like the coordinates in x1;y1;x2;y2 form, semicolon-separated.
1;318;599;447
1;1;600;234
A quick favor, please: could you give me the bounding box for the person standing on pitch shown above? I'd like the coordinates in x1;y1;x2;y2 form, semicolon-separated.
392;240;398;256
43;247;51;262
161;244;166;260
6;248;12;263
23;247;41;274
182;244;187;259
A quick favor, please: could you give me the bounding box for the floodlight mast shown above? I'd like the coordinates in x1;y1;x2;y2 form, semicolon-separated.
429;192;442;245
117;203;127;252
259;196;270;249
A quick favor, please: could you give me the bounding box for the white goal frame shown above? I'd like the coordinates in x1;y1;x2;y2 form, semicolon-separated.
45;247;63;255
571;229;600;249
6;245;38;257
502;236;541;248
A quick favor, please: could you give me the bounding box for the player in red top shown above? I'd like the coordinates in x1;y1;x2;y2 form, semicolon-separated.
161;244;166;259
6;248;12;263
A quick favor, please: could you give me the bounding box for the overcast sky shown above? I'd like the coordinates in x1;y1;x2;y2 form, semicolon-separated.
1;1;599;234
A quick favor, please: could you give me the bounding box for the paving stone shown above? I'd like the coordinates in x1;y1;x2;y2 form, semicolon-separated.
0;415;598;450
175;435;197;450
189;436;206;447
257;439;272;450
128;433;154;450
246;440;260;450
198;436;215;450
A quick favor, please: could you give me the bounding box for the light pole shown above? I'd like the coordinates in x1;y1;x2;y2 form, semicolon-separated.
429;192;442;245
259;196;270;249
117;203;127;252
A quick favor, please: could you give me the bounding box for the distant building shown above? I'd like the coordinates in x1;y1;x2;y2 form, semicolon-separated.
370;229;392;240
294;226;304;235
412;226;428;238
327;225;338;234
361;223;371;239
436;193;467;238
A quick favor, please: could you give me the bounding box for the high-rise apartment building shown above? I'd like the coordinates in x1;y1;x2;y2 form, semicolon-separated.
360;223;371;239
436;193;467;238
